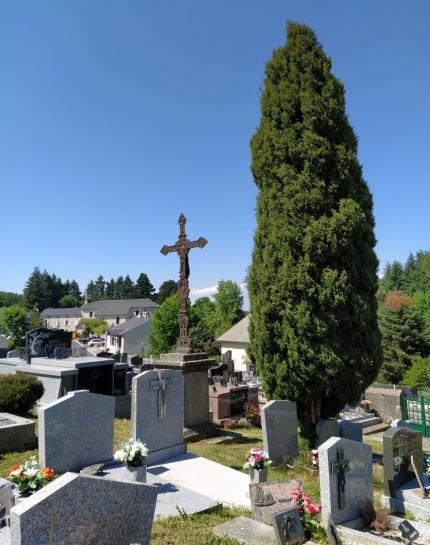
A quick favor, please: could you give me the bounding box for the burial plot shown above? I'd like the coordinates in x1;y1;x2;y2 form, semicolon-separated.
318;436;373;527
9;472;157;545
0;414;37;454
261;400;299;465
38;390;114;473
249;480;301;523
132;369;185;464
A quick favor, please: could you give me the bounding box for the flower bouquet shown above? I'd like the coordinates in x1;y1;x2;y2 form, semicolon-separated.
8;457;55;495
114;438;149;482
243;447;272;483
291;488;324;539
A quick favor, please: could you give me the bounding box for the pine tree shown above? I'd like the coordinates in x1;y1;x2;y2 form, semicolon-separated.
114;276;124;299
105;279;116;299
85;281;97;302
23;267;51;311
248;22;381;436
122;275;135;299
156;280;178;304
134;273;155;300
94;275;106;300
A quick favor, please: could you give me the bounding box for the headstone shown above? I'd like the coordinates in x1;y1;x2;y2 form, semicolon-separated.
272;505;304;545
0;478;15;527
318;436;373;526
6;350;20;359
132;369;185;464
249;480;301;523
383;427;423;497
316;418;340;447
261;400;299;465
38;390;114;473
9;472;157;545
25;327;71;362
339;419;362;442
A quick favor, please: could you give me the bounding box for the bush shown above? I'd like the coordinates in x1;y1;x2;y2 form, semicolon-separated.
403;356;430;392
0;372;44;415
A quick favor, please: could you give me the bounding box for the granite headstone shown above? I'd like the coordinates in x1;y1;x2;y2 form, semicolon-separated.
272;505;304;545
261;400;299;465
318;436;373;526
38;390;114;473
9;472;157;545
316;418;340;447
132;369;185;464
383;427;423;497
339;419;362;443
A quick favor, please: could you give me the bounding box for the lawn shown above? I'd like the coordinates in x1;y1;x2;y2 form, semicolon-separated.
0;418;388;545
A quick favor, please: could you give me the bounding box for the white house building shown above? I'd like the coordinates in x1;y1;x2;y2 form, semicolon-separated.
41;308;82;332
105;316;152;356
216;314;250;372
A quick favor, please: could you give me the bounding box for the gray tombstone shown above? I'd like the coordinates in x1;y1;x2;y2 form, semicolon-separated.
383;427;423;497
0;478;15;527
9;472;157;545
318;436;373;526
132;369;185;464
339;419;362;443
38;390;114;473
316;418;340;447
272;505;304;545
6;350;20;359
261;400;299;465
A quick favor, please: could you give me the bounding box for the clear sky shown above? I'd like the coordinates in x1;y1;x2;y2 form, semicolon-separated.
1;1;429;298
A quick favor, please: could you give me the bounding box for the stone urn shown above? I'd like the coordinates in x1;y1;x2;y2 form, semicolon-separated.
249;467;268;484
126;463;147;483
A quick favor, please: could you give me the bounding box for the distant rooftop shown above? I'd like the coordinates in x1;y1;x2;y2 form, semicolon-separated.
41;307;82;318
82;298;159;316
216;315;250;344
107;315;150;336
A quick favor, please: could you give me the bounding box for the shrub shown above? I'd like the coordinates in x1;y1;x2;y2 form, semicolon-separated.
0;372;44;415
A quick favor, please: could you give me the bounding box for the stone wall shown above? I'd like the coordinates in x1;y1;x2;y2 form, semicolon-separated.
365;386;405;423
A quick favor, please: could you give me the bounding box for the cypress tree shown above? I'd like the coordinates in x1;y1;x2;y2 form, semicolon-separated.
248;22;382;436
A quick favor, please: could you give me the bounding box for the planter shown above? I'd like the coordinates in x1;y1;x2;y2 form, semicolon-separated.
249;467;268;484
126;464;147;483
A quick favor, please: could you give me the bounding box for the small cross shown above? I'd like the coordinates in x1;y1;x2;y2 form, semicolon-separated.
151;371;172;419
160;214;207;353
331;447;350;510
36;508;59;545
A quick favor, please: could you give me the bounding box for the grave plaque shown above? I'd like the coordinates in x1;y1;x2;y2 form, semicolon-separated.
9;472;157;545
132;369;185;464
261;400;299;465
38;390;114;473
272;505;304;545
249;480;301;523
383;427;423;497
25;327;71;362
318;437;373;526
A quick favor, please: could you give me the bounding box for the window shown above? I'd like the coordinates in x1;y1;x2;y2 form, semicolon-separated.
64;320;69;327
56;320;60;327
116;317;120;325
89;312;93;318
135;310;139;316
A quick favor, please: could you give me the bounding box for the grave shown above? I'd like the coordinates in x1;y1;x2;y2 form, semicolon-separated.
209;379;259;423
261;400;299;465
316;418;340;448
8;472;157;545
0;414;37;454
249;480;301;523
381;427;430;521
38;390;114;473
272;505;304;545
131;369;185;464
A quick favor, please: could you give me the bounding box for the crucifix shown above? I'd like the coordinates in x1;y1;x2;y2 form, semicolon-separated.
330;448;350;510
160;213;208;353
151;371;172;419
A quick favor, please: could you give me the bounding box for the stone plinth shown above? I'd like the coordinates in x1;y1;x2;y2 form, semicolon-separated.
0;413;37;454
155;352;213;427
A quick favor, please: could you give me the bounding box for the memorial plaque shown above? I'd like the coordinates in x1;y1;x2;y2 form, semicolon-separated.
272;506;304;545
77;364;113;396
249;480;301;523
383;427;423;497
26;328;71;362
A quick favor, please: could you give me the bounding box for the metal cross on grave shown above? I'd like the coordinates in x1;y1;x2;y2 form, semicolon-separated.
151;371;172;420
160;214;208;353
330;447;350;510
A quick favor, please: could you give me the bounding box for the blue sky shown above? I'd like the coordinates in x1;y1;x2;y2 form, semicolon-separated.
1;1;429;298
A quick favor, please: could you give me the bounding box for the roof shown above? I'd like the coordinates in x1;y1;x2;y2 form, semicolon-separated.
82;298;159;316
216;315;250;344
41;308;82;318
107;316;150;336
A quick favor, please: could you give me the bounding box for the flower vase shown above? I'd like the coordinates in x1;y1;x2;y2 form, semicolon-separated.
249;467;268;484
126;464;147;483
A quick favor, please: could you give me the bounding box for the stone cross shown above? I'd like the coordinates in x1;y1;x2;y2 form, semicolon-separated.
160;213;207;353
330;447;350;510
151;371;172;419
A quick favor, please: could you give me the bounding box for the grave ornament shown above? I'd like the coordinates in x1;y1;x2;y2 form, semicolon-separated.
272;505;304;545
330;447;350;510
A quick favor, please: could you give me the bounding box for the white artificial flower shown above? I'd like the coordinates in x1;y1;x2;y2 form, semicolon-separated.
23;467;38;477
9;468;23;477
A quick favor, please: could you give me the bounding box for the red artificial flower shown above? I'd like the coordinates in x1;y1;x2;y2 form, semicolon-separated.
41;467;55;479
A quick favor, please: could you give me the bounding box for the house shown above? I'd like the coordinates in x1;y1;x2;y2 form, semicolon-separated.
106;315;152;356
216;314;251;372
41;308;82;332
81;298;159;327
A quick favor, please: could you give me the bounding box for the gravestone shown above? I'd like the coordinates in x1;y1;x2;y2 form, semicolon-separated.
0;413;37;454
261;400;299;465
272;505;304;545
25;327;71;362
132;369;185;464
38;390;114;473
316;418;340;447
383;427;423;497
9;472;157;545
6;350;20;359
318;436;373;526
339;419;362;443
249;480;301;523
0;478;15;527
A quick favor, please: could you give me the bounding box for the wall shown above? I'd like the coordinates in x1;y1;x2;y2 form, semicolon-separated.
44;316;81;331
220;342;249;372
365;386;406;423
